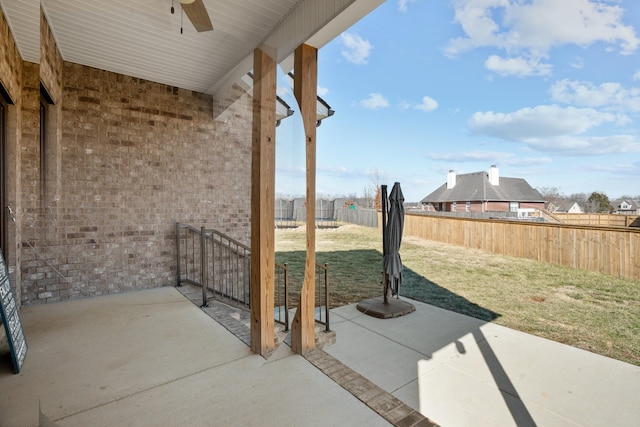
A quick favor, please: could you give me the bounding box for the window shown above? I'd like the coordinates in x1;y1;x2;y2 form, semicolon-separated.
509;201;519;212
466;201;471;212
452;202;457;212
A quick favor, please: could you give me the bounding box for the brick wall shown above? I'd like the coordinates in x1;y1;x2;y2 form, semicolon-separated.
0;10;22;101
0;7;24;305
18;62;253;304
0;7;24;348
4;6;254;306
17;8;65;305
40;9;63;105
19;62;43;305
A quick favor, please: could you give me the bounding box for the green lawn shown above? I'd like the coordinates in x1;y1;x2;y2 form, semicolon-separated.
275;223;640;366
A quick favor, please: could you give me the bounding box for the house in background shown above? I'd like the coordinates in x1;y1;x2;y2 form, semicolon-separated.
421;165;545;213
613;200;640;215
549;200;584;214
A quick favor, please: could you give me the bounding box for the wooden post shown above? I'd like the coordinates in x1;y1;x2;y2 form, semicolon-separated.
250;48;276;356
290;44;318;354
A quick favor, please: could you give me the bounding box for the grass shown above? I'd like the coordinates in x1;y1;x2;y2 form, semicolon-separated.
275;223;640;366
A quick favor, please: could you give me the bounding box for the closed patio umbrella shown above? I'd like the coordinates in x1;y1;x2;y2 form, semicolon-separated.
356;181;413;318
383;182;404;302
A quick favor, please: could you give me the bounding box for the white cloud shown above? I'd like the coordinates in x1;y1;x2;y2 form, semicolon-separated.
505;157;553;167
551;79;640;112
468;104;640;155
469;105;617;139
317;86;329;97
523;135;640;155
570;57;584;69
414;96;439;112
317;165;353;177
426;150;502;162
360;93;389;109
634;70;640;81
399;96;439;111
591;160;640;176
484;55;552;77
398;0;416;12
505;0;638;54
426;150;551;166
446;0;507;56
276;85;290;97
446;0;640;75
340;33;373;65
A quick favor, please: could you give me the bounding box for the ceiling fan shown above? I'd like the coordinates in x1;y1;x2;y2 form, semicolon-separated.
171;0;213;32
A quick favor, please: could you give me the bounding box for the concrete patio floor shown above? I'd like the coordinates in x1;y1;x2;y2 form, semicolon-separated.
1;287;638;427
0;287;391;427
326;298;640;427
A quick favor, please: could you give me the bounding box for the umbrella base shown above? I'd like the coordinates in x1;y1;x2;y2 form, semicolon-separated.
356;297;415;319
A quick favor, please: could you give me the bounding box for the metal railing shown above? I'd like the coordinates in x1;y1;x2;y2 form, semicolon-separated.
176;223;250;309
176;223;328;332
274;262;289;331
314;262;330;332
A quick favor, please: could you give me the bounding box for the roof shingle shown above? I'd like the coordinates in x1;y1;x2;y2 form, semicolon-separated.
421;172;544;204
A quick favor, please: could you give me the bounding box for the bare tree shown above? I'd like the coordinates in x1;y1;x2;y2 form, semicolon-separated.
537;186;565;211
369;169;383;209
362;185;372;208
569;192;588;209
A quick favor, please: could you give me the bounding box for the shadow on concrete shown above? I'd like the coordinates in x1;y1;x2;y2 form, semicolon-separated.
278;248;537;426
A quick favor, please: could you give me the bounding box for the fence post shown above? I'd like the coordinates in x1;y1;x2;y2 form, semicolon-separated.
176;222;182;287
200;226;208;308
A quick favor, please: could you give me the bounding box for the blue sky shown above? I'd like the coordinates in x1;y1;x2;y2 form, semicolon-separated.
275;0;640;203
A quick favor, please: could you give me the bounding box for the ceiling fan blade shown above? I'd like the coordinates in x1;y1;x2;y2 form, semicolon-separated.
181;0;213;32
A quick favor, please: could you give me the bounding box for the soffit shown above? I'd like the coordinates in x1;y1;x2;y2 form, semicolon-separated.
1;0;384;96
0;0;40;63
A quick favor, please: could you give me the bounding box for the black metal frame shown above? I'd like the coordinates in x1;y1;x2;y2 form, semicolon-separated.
176;222;329;333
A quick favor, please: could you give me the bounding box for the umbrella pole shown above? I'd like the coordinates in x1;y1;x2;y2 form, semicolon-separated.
381;185;389;304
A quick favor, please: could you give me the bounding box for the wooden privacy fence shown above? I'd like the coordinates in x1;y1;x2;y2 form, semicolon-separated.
399;213;640;280
554;213;640;227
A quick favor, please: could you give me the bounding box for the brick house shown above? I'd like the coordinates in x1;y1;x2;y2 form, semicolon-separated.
421;166;546;213
1;1;384;355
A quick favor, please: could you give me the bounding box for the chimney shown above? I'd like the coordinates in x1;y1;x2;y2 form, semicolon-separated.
489;165;499;186
447;170;456;189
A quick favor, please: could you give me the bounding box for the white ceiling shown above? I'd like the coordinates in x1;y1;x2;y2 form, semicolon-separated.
0;0;384;97
0;0;40;63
